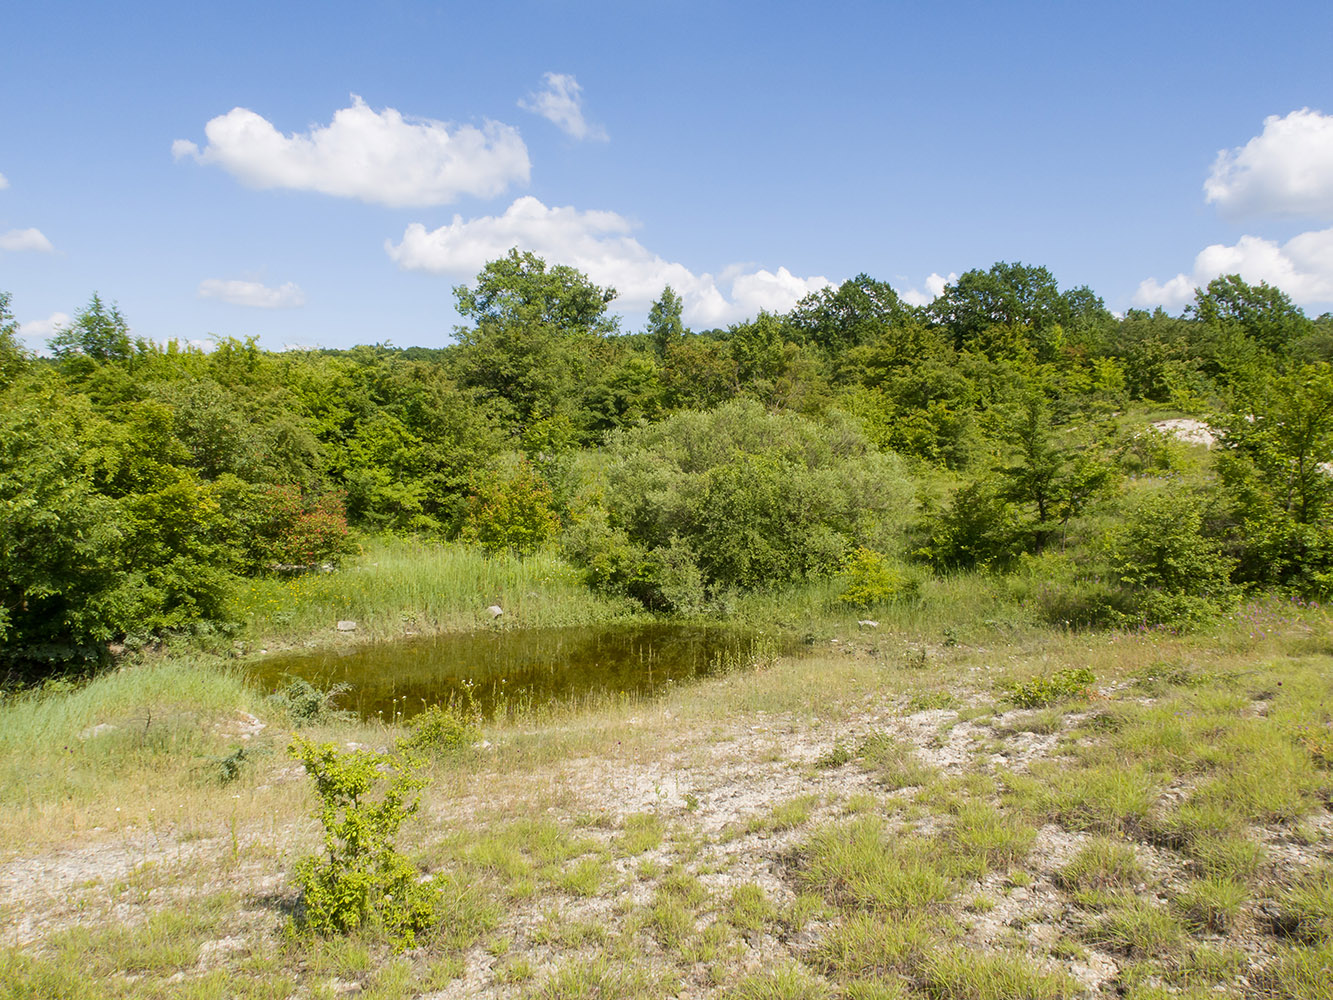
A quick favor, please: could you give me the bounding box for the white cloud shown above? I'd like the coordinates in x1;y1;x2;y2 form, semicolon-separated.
19;311;70;339
173;95;530;207
386;195;831;326
198;278;307;309
0;172;8;190
1205;108;1333;220
1133;227;1333;310
518;72;607;142
0;227;54;252
898;271;957;308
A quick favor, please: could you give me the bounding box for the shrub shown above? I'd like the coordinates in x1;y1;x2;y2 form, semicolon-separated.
838;547;916;609
288;737;440;946
462;460;560;556
399;703;478;757
564;400;912;609
257;486;351;567
1105;488;1235;625
1008;668;1095;708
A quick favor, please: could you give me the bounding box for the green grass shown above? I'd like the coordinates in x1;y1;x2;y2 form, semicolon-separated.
858;732;936;789
232;535;633;646
799;818;956;914
1055;837;1144;891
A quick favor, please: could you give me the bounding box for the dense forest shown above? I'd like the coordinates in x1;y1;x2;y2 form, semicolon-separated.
3;252;1332;673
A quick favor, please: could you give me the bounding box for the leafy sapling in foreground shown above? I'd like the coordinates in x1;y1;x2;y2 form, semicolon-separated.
289;736;440;946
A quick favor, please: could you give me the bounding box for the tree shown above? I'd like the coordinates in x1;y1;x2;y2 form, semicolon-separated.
646;285;685;357
49;293;138;365
453;249;618;337
929;262;1111;360
0;292;28;387
1190;274;1311;356
786;274;909;356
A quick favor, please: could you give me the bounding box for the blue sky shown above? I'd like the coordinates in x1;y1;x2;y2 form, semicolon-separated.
4;1;1333;350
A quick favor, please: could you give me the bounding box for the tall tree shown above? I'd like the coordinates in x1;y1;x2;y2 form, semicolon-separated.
646;286;685;357
49;293;136;364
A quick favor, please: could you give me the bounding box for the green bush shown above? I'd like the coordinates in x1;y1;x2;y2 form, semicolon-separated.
564;400;912;609
1105;488;1235;625
288;736;441;947
837;547;916;609
1008;668;1096;708
462;459;561;555
399;703;478;757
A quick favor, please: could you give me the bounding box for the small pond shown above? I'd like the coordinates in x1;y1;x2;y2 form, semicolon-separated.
247;624;791;722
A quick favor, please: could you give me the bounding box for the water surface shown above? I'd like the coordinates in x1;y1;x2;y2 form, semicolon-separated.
248;624;784;721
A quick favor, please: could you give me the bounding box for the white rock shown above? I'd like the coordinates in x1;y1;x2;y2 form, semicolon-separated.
487;605;504;618
335;620;357;631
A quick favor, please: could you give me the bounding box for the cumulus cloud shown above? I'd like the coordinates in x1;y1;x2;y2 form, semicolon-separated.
19;311;70;339
173;95;530;207
1205;108;1333;220
198;278;307;309
0;172;8;190
518;72;607;142
386;196;830;326
1133;228;1333;310
0;227;54;252
898;272;957;308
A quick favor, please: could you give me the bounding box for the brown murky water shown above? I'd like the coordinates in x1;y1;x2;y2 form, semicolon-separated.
247;624;790;721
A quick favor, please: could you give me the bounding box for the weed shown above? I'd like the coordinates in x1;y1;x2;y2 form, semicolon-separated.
812;912;935;979
816;742;852;768
800;818;955;914
398;703;478;757
1007;668;1095;708
1088;897;1185;958
268;677;350;727
920;949;1077;1000
747;795;818;834
907;690;958;712
616;812;665;854
725;963;831;999
727;883;777;933
1270;865;1333;943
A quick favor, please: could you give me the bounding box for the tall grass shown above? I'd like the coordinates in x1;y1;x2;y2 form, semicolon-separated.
230;535;635;647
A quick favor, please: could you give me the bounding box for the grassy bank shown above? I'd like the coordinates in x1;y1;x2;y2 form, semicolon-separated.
225;535;638;651
2;592;1331;998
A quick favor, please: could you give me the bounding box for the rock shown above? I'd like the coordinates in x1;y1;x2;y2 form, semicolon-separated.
857;619;880;629
78;723;117;741
487;605;504;618
336;620;357;631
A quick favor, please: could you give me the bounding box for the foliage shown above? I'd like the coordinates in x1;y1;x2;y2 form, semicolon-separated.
462;460;561;555
837;547;916;609
565;400;912;609
1105;489;1236;624
268;677;351;727
288;736;440;946
399;703;479;757
1008;668;1096;708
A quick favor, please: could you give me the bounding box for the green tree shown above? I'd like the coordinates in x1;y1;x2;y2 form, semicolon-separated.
646;285;686;357
787;273;909;356
49;293;138;365
0;292;29;388
1190;273;1311;356
454;248;618;336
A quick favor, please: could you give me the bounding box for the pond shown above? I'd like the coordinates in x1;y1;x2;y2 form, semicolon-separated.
247;624;790;722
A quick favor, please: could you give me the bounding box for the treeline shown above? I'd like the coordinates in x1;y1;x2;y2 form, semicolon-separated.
2;252;1332;670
